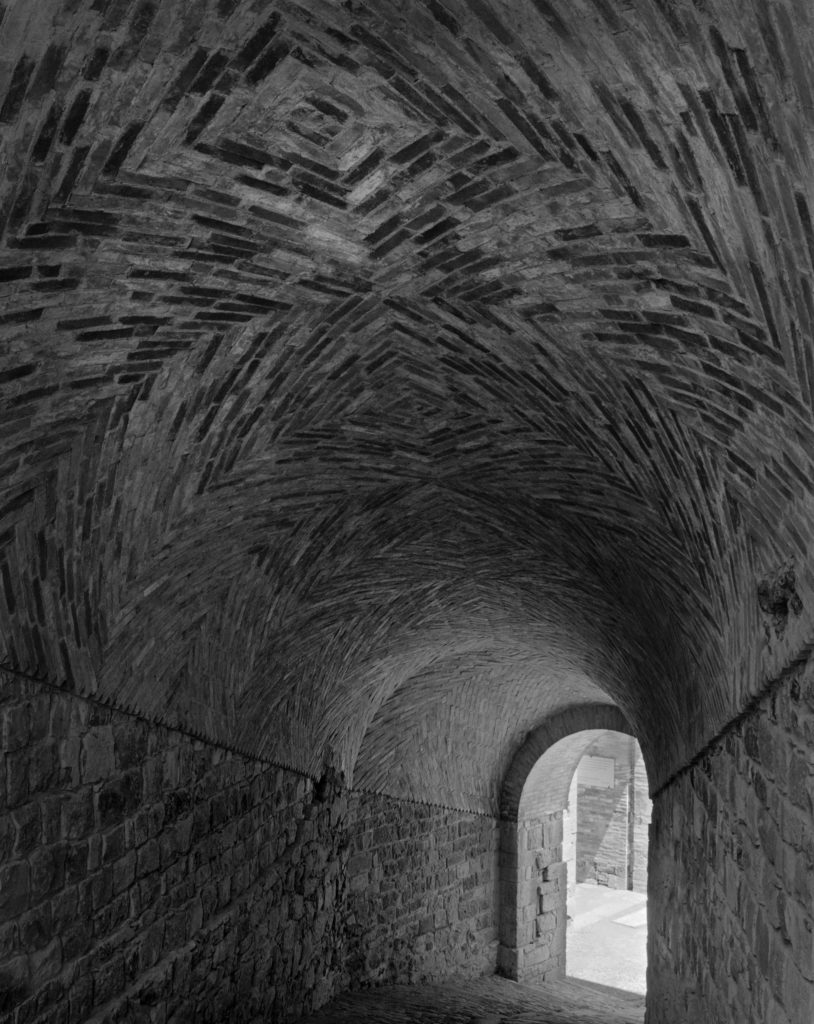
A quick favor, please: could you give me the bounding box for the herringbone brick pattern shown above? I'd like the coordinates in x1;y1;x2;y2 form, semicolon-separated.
1;0;813;807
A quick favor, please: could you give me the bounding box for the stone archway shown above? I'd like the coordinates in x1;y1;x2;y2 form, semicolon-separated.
498;704;635;983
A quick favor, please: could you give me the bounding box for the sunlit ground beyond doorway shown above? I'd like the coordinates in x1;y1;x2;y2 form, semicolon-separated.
567;882;647;995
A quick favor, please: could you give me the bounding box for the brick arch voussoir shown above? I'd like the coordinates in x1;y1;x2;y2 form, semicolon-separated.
499;703;634;821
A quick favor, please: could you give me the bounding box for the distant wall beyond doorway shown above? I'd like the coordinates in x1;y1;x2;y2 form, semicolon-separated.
498;705;637;985
573;733;651;893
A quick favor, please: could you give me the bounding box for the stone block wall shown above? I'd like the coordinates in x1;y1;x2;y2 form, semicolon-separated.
0;671;349;1024
648;665;814;1024
517;813;566;984
497;813;566;984
344;792;498;987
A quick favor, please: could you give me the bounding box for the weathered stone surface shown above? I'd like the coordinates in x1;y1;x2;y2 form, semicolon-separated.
80;728;114;786
649;665;814;1024
6;654;807;1024
0;858;29;918
345;791;499;987
0;954;29;1015
0;672;351;1024
509;809;567;984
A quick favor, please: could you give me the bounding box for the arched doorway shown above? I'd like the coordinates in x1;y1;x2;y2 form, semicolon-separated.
497;705;638;985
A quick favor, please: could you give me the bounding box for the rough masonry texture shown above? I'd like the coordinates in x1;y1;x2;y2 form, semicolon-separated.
649;663;814;1024
499;811;567;985
345;792;498;987
0;668;504;1022
0;670;350;1024
1;0;814;1021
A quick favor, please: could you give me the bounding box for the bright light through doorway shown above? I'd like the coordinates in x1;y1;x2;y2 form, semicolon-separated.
565;733;650;996
567;882;647;995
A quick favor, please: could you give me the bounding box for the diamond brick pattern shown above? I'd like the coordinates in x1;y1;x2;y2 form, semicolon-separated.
2;0;814;807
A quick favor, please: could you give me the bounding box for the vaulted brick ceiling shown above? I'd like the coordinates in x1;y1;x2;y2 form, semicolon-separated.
1;0;812;811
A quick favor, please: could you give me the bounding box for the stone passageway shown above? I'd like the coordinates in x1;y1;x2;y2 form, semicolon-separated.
1;0;814;1022
302;976;644;1024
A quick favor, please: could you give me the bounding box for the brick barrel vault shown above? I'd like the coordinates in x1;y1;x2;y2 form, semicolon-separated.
0;1;813;1022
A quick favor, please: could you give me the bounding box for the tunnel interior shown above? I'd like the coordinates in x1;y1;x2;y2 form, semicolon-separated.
0;1;813;1023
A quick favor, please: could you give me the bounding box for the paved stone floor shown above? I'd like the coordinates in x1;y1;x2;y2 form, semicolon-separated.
301;975;645;1023
567;882;648;996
